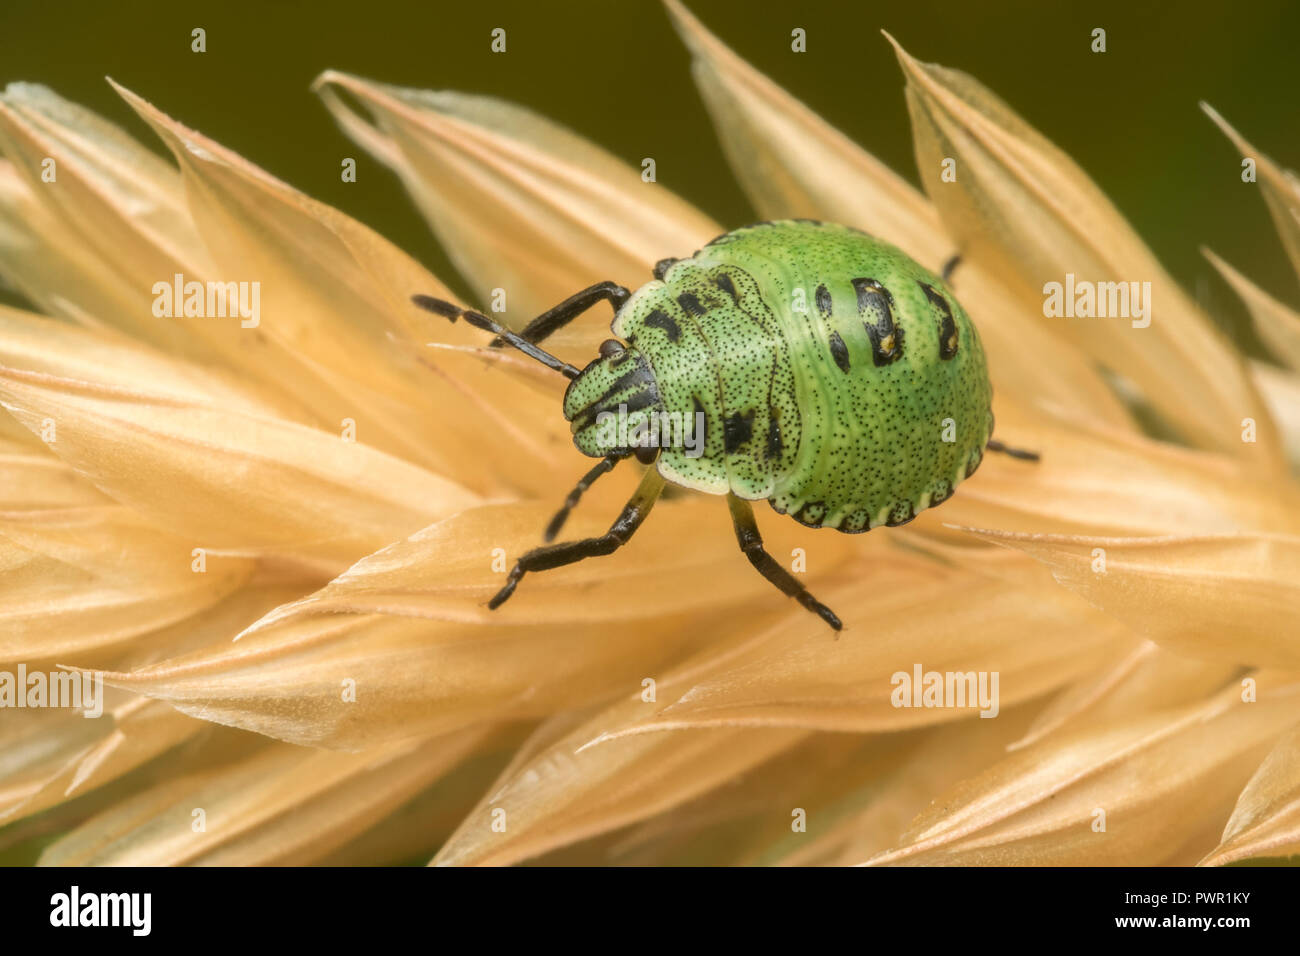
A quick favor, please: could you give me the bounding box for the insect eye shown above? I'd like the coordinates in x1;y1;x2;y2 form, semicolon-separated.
598;339;625;359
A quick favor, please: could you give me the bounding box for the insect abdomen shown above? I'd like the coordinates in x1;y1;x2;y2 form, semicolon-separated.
626;221;993;531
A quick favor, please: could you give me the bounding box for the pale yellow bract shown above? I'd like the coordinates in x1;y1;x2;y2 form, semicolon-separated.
1;0;1298;866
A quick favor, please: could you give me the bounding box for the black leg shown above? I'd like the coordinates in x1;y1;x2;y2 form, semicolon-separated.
543;452;627;542
941;254;961;283
507;281;631;346
987;438;1040;462
727;495;842;632
490;467;666;610
412;294;582;379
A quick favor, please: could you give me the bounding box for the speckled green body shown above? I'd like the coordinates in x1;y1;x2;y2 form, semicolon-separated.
563;220;994;532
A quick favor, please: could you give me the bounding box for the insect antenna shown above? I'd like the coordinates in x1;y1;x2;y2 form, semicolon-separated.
411;294;581;379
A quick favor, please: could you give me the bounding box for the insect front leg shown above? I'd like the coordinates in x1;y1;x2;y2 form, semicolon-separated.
727;495;842;632
490;466;666;610
543;452;627;542
505;281;631;346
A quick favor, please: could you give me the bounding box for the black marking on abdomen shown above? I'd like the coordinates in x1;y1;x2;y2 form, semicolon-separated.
676;292;707;317
918;281;959;360
724;409;755;453
885;500;916;527
653;258;679;280
712;272;739;303
815;284;833;319
851;278;904;366
828;330;851;373
692;395;708;448
793;500;827;528
643;308;681;342
765;411;782;460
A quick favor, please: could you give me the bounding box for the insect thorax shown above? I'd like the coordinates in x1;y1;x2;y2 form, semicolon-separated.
575;221;994;532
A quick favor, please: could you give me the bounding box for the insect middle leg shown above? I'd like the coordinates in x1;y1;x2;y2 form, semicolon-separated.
727;495;842;632
489;466;666;610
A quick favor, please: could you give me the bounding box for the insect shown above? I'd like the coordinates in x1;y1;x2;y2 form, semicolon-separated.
414;220;1037;631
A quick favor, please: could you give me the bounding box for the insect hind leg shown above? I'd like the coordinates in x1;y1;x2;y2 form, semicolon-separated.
490;466;665;610
727;495;842;632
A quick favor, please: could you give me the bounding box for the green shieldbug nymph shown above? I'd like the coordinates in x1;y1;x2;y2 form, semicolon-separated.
414;220;1038;631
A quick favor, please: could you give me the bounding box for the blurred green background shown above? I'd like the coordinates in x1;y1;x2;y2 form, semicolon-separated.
2;0;1299;345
